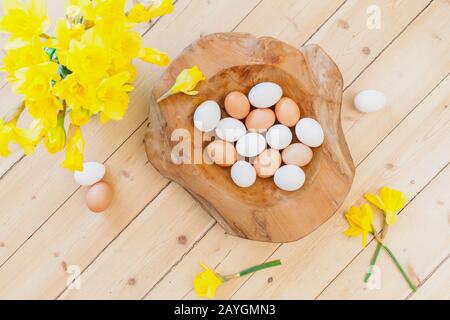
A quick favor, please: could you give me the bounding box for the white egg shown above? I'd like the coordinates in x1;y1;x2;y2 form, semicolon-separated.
215;118;246;142
265;124;292;150
74;162;106;186
274;165;305;191
354;90;386;113
295;118;324;147
193;100;221;132
236;132;267;157
231;161;256;188
248;82;283;108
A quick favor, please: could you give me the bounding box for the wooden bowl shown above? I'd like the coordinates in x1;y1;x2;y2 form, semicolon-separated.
145;33;355;243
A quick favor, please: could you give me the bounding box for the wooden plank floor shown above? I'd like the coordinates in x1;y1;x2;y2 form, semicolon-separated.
0;0;449;300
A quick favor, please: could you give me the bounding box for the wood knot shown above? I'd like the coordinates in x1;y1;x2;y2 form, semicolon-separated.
177;235;187;245
128;278;137;286
338;19;350;30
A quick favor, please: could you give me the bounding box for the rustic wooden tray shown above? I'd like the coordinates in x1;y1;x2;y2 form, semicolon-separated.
145;33;355;243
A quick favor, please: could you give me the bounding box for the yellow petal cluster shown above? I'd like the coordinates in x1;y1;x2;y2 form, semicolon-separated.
365;187;407;225
344;203;374;247
193;263;224;299
157;66;205;102
0;0;174;171
62;126;85;171
128;0;174;23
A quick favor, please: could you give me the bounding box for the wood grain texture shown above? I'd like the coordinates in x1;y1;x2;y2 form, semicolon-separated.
146;33;355;242
0;0;448;300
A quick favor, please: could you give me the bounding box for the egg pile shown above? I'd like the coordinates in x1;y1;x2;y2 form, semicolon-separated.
193;82;324;192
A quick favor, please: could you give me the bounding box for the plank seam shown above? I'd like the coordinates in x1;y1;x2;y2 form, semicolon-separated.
405;254;450;300
342;0;434;92
140;221;217;300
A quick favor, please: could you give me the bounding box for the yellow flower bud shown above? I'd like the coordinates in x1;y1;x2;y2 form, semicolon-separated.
157;66;205;102
62;126;85;171
44;125;66;154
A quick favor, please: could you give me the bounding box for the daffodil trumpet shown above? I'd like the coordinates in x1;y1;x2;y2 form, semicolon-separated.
193;260;281;299
157;66;205;102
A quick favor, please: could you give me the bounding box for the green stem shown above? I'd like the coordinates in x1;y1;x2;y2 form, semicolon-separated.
382;244;417;292
364;242;382;283
238;260;282;277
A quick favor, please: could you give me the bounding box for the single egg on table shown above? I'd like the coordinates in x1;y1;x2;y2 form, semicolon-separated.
86;181;114;213
282;143;313;167
236;132;267;158
215;117;246;142
245;109;276;132
295;118;324;147
248;82;283;108
354;90;386;113
231;161;257;188
193;100;221;132
74;162;106;186
274;165;306;192
224;91;250;119
265;124;292;150
206;140;237;167
253;149;282;178
275;97;301;127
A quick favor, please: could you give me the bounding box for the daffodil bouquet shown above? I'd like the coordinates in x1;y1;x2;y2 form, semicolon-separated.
0;0;174;171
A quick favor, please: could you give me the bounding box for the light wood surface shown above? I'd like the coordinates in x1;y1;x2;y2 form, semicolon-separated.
0;0;448;299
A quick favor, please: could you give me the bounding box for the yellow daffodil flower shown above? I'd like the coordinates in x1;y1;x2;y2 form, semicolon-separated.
0;39;48;81
0;118;15;156
344;203;374;247
53;73;93;111
193;263;224;299
26;96;63;128
157;66;205;102
365;187;407;225
54;19;85;65
65;0;95;22
13;119;46;155
44;124;66;154
69;108;91;126
65;29;111;82
12;62;59;101
62;126;85;171
139;47;170;66
0;0;50;44
128;0;174;23
96;72;133;121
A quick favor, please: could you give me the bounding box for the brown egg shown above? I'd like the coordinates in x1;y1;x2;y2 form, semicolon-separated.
206;140;237;167
224;91;250;119
86;181;114;213
245;109;276;132
275;97;301;127
253;149;282;178
282;143;313;167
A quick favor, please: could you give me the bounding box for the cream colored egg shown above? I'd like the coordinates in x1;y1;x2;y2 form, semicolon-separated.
274;165;305;191
282;143;313;167
231;161;256;188
295;118;324;147
193;100;221;132
354;90;386;113
236;133;267;157
265;124;292;150
215;117;246;142
253;149;281;178
206;140;237;167
248;82;283;108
